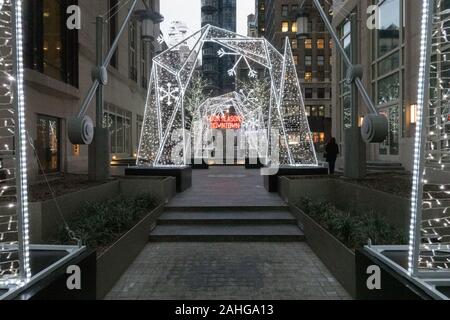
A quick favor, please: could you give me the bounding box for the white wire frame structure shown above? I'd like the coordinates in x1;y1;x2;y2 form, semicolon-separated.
137;25;318;167
408;0;450;278
0;0;31;287
192;91;267;162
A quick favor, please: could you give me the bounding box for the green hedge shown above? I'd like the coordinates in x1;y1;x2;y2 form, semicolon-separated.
57;194;158;250
299;198;406;250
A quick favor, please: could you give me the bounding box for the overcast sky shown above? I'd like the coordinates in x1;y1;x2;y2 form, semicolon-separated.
160;0;255;37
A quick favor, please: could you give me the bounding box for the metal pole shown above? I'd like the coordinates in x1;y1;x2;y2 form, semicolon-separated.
77;0;139;119
350;13;358;128
311;0;377;115
96;16;104;128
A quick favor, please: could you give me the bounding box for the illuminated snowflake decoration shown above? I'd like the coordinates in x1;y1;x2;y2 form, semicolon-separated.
137;25;317;167
159;83;179;106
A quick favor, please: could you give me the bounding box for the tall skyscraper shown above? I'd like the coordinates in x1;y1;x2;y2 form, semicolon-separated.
201;0;237;95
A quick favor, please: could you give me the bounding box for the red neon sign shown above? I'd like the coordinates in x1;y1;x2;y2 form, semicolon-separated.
209;115;242;129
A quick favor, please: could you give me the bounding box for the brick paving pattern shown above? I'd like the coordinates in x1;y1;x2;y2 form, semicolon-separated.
106;242;351;300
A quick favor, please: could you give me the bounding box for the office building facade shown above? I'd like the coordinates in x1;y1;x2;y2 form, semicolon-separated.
257;0;333;152
23;0;162;180
201;0;237;95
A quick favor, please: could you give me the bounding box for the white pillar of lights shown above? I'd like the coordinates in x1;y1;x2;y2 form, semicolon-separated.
0;0;30;286
408;0;450;277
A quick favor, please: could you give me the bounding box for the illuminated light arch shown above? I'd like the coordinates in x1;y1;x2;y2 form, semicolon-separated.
137;25;318;167
0;0;30;286
409;0;450;277
192;91;267;162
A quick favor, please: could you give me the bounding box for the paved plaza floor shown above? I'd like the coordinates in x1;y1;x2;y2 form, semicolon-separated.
106;242;351;300
106;166;351;300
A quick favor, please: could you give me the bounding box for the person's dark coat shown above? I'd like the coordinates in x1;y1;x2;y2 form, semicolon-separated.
325;142;339;162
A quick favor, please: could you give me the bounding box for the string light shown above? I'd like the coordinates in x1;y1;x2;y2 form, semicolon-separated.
0;0;30;287
137;25;318;167
409;0;450;275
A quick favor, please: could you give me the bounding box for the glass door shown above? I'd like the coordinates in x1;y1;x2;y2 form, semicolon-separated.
36;115;60;173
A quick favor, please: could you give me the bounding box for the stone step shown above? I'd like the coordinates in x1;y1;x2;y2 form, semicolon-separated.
149;224;305;242
158;210;297;225
366;161;403;167
367;166;405;172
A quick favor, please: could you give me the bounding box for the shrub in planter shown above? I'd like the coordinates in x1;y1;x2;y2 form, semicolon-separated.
298;198;406;250
56;194;158;254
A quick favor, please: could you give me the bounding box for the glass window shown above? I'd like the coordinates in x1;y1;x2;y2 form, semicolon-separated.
305;88;313;99
377;72;400;105
141;41;149;88
317;88;326;99
305;55;312;66
281;5;289;16
379;107;399;155
104;105;132;155
293;55;298;65
318;106;325;117
317;38;325;49
24;0;78;86
376;0;400;57
340;20;352;130
311;106;318;116
292;39;298;49
317;55;324;66
129;21;138;82
304;72;312;82
305;38;312;49
281;21;289;32
305;106;311;116
377;51;400;77
36;115;60;173
291;21;298;33
109;0;119;68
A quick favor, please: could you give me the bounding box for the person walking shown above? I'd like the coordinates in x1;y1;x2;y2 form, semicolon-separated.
325;138;339;175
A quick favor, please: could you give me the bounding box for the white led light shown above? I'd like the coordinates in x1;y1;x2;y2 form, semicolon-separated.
408;0;450;276
0;0;30;286
137;25;318;167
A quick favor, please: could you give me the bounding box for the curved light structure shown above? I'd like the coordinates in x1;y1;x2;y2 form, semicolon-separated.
137;25;318;167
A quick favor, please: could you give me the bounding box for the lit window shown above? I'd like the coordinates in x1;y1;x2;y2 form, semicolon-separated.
319;132;325;143
291;21;298;33
329;38;333;49
305;106;311;116
317;38;325;49
305;38;312;49
293;55;298;65
319;106;325;117
292;39;298;49
304;72;312;82
282;21;289;32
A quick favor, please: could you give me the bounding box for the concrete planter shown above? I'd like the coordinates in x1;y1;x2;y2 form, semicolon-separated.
291;205;356;298
96;203;165;299
30;177;176;243
279;176;410;233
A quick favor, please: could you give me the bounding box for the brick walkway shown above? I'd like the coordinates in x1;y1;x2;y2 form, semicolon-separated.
106;242;351;300
106;167;351;300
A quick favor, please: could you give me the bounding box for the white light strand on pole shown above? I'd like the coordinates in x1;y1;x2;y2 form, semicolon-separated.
0;0;30;286
409;0;450;276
